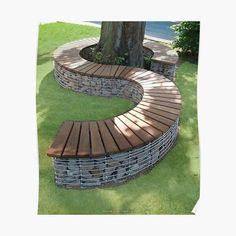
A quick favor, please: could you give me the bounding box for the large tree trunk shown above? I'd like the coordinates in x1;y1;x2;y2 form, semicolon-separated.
94;21;146;68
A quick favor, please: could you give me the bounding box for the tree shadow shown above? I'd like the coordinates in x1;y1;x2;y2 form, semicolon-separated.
177;52;199;66
37;52;52;65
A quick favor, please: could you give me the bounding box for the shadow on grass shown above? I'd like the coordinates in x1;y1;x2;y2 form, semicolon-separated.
177;52;199;65
37;52;52;66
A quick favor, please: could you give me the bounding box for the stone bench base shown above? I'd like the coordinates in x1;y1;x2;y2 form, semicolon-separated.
54;62;143;104
151;61;176;80
53;118;179;188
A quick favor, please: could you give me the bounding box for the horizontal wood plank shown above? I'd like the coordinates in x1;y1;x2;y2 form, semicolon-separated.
140;101;180;115
136;103;178;121
112;117;143;147
90;122;105;157
110;65;119;77
77;122;90;157
128;109;169;132
123;113;163;137
115;66;127;77
99;65;112;77
133;107;174;126
143;94;182;104
97;121;119;154
77;63;97;75
143;92;182;99
105;120;132;151
47;121;74;157
141;98;181;109
63;122;81;156
118;115;154;143
86;64;103;75
93;65;107;77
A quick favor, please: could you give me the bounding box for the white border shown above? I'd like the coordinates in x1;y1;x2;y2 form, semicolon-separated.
1;0;236;235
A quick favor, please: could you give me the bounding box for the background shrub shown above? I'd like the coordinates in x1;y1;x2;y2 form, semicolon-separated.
171;22;200;55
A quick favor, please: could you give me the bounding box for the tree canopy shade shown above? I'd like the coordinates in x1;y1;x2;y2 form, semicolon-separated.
94;21;146;67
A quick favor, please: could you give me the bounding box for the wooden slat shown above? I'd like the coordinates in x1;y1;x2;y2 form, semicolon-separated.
144;89;181;98
118;115;154;143
128;70;152;80
140;101;180;115
90;122;105;157
63;122;81;156
122;67;141;79
74;61;94;71
114;66;127;77
77;122;90;157
99;65;112;77
141;82;177;88
142;86;178;91
119;67;134;78
143;94;182;104
105;120;132;151
133;107;173;126
111;117;143;147
47;121;74;157
123;113;163;137
77;62;97;75
144;88;179;93
138;78;171;85
135;76;168;83
66;58;88;70
64;58;87;69
143;92;181;99
128;110;169;132
109;65;119;77
141;98;181;109
93;65;107;77
97;121;119;154
127;70;147;81
86;64;102;75
133;72;162;81
144;89;180;95
136;103;178;121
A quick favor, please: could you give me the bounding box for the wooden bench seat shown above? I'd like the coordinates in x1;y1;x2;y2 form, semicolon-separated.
47;67;181;158
48;38;181;159
53;37;178;79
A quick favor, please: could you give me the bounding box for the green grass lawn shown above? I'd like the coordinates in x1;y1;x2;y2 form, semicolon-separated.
37;22;199;214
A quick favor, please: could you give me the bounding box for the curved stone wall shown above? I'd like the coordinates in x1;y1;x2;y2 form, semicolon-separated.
151;61;176;80
54;62;144;104
53;118;179;188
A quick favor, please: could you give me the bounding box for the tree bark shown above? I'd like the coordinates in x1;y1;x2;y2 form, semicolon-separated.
94;21;146;68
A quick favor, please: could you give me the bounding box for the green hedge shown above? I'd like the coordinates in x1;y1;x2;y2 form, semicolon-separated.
171;22;200;55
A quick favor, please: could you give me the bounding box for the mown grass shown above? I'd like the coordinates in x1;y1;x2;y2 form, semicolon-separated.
37;22;199;214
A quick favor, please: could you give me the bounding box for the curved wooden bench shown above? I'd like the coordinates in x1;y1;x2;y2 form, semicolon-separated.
47;38;181;188
52;37;178;80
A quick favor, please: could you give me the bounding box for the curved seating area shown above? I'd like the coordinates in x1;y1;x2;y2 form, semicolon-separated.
143;38;178;80
47;38;181;188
